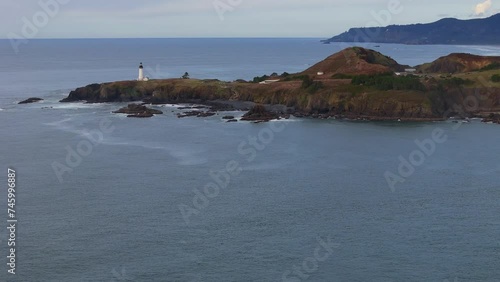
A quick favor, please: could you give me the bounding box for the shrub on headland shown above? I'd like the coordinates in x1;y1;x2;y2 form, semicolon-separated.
331;73;353;79
301;76;323;93
253;75;269;83
438;77;474;87
351;73;425;91
480;63;500;71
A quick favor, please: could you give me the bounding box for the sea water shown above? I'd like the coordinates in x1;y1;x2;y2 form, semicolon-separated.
0;39;499;281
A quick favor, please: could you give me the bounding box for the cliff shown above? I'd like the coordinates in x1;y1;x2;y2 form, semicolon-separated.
323;14;500;45
61;47;500;121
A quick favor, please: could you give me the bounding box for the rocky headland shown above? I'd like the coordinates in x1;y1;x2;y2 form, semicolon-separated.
61;47;500;123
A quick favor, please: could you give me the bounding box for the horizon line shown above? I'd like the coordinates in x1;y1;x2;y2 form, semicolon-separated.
0;36;328;40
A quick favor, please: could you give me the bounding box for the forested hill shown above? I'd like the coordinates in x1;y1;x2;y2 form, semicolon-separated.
323;13;500;45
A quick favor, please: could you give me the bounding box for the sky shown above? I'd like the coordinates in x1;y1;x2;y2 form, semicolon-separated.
0;0;498;39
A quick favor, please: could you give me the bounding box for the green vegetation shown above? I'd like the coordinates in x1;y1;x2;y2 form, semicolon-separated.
480;62;500;71
282;74;308;82
299;76;323;93
252;74;269;83
492;74;500;82
301;76;314;88
351;73;425;91
252;72;285;83
331;73;353;79
182;72;190;79
438;77;474;87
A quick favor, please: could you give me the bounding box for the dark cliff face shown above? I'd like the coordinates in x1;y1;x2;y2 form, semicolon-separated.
60;82;152;103
60;83;102;103
323;13;500;45
60;79;233;104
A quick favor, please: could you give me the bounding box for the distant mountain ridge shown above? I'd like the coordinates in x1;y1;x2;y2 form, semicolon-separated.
323;13;500;45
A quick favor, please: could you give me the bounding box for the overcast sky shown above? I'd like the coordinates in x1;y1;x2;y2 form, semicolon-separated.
1;0;498;38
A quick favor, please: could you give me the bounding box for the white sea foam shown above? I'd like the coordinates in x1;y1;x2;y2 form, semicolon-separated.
101;138;208;166
271;117;302;122
49;103;109;110
44;116;209;165
42;118;91;138
43;118;73;126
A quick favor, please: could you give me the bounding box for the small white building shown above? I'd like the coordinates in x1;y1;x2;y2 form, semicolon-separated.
259;79;280;85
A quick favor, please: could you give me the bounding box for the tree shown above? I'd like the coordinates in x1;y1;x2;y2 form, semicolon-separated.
182;72;190;79
301;76;323;93
252;74;269;83
301;76;314;89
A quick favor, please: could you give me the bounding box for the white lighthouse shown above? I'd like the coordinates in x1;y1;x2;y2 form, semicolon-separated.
138;62;144;81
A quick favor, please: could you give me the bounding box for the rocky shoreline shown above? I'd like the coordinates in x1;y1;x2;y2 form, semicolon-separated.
481;113;500;124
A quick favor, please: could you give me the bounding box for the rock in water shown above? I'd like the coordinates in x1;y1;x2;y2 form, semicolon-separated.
241;105;280;122
19;97;43;104
113;103;163;118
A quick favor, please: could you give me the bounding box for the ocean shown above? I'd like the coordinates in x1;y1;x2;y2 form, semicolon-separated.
0;38;500;281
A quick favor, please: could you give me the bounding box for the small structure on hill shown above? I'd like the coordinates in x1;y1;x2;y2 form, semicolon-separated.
259;79;280;85
396;68;418;76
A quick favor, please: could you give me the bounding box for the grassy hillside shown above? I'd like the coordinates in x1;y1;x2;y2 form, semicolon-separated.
417;53;500;73
302;47;407;76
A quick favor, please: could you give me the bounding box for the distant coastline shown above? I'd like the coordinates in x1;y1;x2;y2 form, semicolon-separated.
323;14;500;45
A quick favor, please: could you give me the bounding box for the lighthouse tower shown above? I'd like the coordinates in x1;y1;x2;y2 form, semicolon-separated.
138;63;144;81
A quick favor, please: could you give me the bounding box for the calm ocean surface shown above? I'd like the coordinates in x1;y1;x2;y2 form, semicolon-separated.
0;38;500;281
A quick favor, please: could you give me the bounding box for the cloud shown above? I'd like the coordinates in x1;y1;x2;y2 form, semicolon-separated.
474;0;493;15
0;0;485;38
